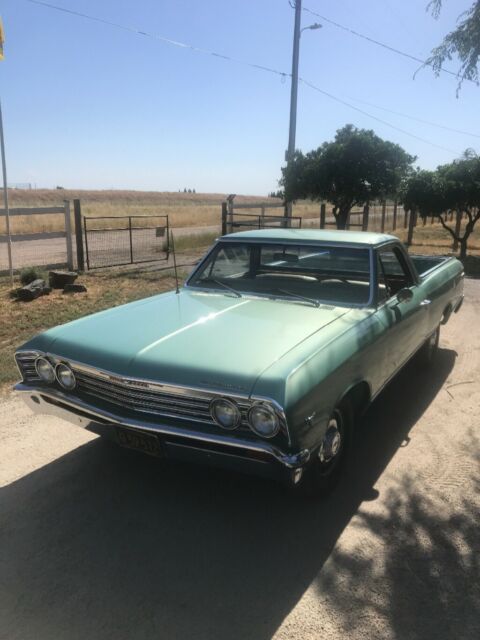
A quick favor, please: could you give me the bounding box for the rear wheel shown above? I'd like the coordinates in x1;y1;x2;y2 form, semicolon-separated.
417;325;440;367
294;400;352;498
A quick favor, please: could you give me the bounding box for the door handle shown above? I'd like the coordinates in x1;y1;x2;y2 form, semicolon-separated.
420;299;431;306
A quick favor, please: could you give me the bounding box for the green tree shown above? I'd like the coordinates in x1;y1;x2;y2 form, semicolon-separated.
424;0;480;94
281;125;415;229
401;155;480;260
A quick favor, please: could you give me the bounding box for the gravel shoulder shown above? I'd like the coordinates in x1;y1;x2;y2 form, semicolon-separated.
1;280;479;640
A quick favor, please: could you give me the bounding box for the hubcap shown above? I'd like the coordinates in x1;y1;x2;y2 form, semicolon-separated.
318;418;342;464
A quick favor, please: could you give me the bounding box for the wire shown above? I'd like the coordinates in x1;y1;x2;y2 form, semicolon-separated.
343;96;480;139
303;5;477;84
299;78;461;155
22;0;466;156
24;0;288;79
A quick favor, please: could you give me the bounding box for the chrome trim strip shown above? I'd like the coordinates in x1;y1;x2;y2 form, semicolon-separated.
15;383;309;468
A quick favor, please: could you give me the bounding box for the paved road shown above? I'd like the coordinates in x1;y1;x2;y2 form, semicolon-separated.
1;280;479;640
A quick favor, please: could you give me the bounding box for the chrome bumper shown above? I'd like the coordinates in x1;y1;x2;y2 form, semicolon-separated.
15;383;310;471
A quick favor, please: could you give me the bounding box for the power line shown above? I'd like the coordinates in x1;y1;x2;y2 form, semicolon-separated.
24;0;288;78
299;78;461;155
303;5;476;84
22;0;467;156
343;96;480;138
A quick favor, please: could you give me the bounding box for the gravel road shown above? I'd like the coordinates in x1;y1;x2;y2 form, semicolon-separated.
1;280;479;640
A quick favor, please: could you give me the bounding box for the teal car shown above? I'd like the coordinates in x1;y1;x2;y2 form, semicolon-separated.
14;230;464;495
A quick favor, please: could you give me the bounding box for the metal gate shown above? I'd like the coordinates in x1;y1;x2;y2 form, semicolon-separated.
84;215;169;269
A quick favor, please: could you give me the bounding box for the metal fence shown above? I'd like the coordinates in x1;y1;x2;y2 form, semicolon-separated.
0;202;74;275
83;215;170;269
222;197;302;234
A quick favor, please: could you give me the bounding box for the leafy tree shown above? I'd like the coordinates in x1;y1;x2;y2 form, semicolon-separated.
281;125;415;229
401;155;480;260
424;0;480;94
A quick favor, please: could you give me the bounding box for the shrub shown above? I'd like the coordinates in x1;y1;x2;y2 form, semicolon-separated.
20;266;44;286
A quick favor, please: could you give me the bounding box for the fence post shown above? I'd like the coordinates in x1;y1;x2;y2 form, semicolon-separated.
63;200;74;271
453;211;462;252
381;201;386;233
226;194;235;233
392;201;397;231
407;209;416;245
128;216;134;263
320;203;326;229
73;199;85;272
362;204;369;231
221;202;227;235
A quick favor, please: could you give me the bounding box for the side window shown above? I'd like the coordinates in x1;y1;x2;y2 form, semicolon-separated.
208;245;250;279
378;247;413;300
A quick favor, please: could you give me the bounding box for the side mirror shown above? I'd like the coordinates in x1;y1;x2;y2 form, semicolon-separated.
397;287;414;303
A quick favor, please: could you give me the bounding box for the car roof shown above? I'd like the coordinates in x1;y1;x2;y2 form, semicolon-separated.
219;228;396;247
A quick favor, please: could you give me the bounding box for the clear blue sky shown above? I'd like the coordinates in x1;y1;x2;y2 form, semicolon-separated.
1;0;478;194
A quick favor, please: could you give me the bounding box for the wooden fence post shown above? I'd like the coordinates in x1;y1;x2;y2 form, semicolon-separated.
320;203;326;229
63;200;74;271
226;194;235;233
73;199;84;272
392;201;397;231
407;209;416;246
381;201;386;233
453;211;462;252
362;204;369;231
221;202;227;235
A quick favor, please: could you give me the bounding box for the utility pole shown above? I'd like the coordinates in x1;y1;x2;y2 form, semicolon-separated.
285;0;302;221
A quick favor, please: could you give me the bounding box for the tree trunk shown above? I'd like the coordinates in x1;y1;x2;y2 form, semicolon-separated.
335;207;350;230
459;239;468;261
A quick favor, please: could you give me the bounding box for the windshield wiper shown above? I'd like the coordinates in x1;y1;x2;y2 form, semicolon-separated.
276;288;320;308
199;278;242;298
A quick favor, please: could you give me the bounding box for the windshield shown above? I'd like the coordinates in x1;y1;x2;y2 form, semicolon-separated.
188;242;372;307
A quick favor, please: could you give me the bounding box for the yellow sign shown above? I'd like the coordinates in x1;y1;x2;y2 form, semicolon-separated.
0;18;4;60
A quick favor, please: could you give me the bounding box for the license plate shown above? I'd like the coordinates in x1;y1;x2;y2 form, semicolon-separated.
116;427;163;457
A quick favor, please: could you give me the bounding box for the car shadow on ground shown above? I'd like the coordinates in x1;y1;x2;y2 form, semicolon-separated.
0;348;462;640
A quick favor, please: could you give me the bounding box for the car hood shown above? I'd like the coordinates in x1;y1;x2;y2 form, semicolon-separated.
27;289;351;396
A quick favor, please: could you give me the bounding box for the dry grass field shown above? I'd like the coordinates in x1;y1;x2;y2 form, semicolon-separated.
3;189;321;234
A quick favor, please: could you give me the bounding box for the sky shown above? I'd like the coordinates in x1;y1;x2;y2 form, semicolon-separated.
0;0;479;195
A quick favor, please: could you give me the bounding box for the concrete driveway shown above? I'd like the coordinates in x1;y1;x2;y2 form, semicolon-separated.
1;280;479;640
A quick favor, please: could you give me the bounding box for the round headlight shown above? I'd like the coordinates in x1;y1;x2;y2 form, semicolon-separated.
55;363;76;390
248;403;280;438
210;398;241;430
35;357;56;384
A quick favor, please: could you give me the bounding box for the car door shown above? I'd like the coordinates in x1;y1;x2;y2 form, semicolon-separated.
374;244;429;381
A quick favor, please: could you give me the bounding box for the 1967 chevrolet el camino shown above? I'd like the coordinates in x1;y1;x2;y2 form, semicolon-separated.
14;230;464;495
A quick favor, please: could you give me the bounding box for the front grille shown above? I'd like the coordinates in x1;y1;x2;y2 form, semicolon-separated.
15;352;288;440
15;352;41;382
15;352;252;431
72;366;253;430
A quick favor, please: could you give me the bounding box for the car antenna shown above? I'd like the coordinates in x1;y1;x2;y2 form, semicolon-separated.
170;230;180;294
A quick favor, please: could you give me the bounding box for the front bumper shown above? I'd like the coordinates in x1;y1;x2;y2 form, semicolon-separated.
15;383;310;483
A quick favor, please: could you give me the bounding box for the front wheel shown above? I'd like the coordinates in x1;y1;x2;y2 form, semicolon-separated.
294;400;352;498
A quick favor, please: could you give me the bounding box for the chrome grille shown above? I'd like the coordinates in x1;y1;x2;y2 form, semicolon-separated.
15;352;41;382
71;366;253;430
15;351;284;436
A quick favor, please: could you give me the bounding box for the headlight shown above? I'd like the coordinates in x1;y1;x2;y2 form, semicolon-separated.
55;363;76;390
248;403;279;438
210;398;241;430
35;357;56;384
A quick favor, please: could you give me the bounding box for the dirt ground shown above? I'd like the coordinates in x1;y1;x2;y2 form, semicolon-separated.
0;280;479;640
